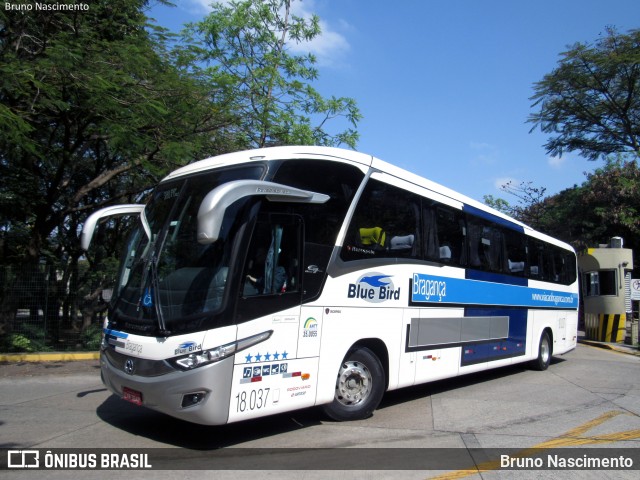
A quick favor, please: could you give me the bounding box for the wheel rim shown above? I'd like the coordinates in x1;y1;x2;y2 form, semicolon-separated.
335;360;372;407
541;336;550;364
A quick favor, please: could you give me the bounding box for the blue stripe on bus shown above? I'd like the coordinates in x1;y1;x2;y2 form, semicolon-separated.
463;204;525;232
460;308;527;366
466;269;528;286
103;329;128;339
411;273;578;309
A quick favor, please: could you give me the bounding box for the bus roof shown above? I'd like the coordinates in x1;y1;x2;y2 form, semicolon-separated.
162;146;374;181
161;146;573;252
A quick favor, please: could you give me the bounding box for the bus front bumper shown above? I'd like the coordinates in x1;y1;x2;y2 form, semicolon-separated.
100;349;234;426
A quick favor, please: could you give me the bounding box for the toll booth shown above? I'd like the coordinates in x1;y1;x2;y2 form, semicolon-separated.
578;237;634;342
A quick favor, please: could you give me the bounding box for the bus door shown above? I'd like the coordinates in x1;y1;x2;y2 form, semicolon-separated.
229;213;318;421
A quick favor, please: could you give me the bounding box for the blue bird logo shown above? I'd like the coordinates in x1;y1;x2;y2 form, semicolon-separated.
360;275;392;287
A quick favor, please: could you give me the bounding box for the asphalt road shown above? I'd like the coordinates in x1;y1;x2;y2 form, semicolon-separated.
1;343;639;479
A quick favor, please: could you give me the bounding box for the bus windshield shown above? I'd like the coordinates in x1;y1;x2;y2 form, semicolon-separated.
110;165;264;336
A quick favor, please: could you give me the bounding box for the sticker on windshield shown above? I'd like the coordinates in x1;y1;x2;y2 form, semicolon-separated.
142;288;153;307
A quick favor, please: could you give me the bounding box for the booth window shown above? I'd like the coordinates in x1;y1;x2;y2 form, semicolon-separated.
584;270;617;296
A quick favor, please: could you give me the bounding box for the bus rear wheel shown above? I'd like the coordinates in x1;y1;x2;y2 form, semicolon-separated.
322;347;385;421
531;331;552;371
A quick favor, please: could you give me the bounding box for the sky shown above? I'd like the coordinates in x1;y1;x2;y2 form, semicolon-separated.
148;0;640;204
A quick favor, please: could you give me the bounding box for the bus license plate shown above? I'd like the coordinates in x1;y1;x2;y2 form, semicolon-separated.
122;387;143;406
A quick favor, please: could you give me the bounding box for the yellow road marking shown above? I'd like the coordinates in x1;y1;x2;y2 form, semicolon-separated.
428;410;640;480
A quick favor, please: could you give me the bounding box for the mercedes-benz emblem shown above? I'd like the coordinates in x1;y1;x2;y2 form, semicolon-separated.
124;359;135;375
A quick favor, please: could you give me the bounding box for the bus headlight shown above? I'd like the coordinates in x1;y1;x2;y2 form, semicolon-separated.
171;330;273;371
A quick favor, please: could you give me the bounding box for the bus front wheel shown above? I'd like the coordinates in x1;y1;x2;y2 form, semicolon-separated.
531;331;552;371
322;347;385;421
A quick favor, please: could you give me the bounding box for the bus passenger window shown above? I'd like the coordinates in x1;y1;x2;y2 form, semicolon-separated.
505;229;527;275
424;204;465;266
528;240;543;280
547;245;577;285
527;239;575;284
466;219;507;273
341;179;420;261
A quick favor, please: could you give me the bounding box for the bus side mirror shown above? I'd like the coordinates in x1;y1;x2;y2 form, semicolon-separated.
81;204;147;250
197;180;329;244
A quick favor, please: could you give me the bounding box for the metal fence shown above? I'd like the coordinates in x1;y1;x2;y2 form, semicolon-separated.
0;265;107;353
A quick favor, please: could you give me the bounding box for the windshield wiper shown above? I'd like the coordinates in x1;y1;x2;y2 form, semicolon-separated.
150;256;171;337
132;240;170;337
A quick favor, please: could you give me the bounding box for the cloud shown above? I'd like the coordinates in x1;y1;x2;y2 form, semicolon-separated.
291;21;350;64
470;141;499;165
470;142;494;150
547;155;566;169
287;1;351;66
185;0;217;14
184;0;351;66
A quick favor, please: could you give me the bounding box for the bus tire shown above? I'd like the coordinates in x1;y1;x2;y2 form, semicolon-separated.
531;331;552;371
322;347;385;422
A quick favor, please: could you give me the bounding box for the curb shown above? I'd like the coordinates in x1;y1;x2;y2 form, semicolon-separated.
578;339;640;356
0;352;100;363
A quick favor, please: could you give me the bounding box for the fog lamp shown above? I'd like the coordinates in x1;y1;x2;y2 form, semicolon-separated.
182;391;207;408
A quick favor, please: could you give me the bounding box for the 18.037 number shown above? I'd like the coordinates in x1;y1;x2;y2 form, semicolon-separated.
236;388;270;413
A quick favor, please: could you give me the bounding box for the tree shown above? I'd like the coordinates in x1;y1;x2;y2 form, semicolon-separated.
0;0;239;344
0;0;236;266
525;183;601;252
1;1;363;348
482;194;512;216
509;157;640;261
483;181;547;229
583;156;640;240
529;27;640;160
182;0;361;149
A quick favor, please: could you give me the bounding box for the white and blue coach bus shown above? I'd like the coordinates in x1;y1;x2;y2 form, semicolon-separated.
81;146;578;425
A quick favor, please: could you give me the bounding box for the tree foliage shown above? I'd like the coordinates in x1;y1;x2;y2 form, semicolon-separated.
0;0;245;340
484;181;548;228
487;158;640;263
482;195;511;216
0;0;235;269
0;0;362;343
583;157;640;239
182;0;361;148
1;0;362;271
537;158;640;261
529;27;640;160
